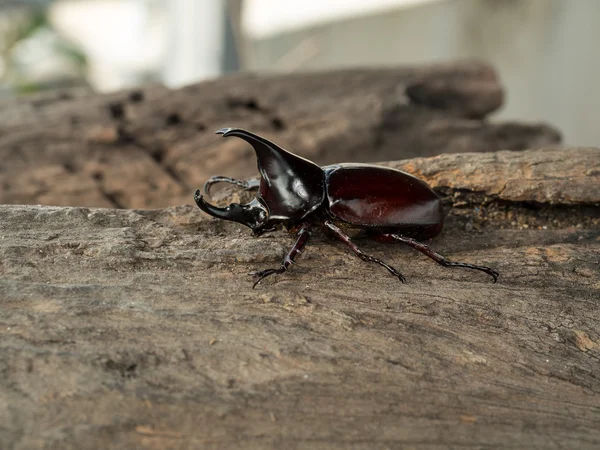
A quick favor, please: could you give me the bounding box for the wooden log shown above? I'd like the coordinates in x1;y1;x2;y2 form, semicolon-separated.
0;61;560;209
0;147;598;449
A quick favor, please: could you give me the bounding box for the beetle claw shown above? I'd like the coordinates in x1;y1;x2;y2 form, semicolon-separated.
487;268;499;283
444;262;499;283
387;267;406;283
251;268;285;288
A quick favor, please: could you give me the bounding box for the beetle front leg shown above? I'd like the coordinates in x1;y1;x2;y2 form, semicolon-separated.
323;220;406;283
251;223;312;288
382;234;499;283
203;176;260;196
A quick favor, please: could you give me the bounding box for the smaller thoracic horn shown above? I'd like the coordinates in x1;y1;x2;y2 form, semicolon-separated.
216;128;325;220
194;190;267;231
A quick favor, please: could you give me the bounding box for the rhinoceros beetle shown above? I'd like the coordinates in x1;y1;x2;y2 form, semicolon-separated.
194;128;499;288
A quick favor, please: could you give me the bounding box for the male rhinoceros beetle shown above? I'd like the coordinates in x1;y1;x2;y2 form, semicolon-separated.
195;128;499;288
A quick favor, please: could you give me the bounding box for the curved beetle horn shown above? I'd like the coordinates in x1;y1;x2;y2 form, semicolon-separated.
216;128;325;220
194;190;266;231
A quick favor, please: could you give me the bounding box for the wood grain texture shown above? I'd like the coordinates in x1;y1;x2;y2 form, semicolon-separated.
0;147;598;450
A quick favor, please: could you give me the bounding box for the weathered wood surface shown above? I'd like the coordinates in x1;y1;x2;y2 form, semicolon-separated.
1;147;598;450
0;61;560;209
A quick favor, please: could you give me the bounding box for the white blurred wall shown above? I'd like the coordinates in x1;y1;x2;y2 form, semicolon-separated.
50;0;227;91
50;0;167;91
163;0;226;87
44;0;600;146
242;0;600;147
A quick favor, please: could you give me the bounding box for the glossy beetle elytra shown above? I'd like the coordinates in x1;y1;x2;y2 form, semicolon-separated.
195;128;499;288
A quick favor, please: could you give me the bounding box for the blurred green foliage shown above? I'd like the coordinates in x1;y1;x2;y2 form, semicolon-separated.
0;5;88;94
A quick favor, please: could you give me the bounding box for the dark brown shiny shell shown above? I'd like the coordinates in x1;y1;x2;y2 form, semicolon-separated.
324;164;444;238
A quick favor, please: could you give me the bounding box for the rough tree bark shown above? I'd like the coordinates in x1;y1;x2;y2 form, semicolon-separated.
1;146;598;449
0;61;559;209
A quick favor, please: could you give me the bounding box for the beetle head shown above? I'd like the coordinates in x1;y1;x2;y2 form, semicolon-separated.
195;128;325;232
216;128;325;221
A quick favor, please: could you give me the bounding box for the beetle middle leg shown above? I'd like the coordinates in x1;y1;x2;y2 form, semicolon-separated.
379;234;499;283
251;223;312;288
323;220;406;283
203;176;260;196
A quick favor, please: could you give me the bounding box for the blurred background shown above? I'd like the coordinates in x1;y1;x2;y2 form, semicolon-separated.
0;0;598;146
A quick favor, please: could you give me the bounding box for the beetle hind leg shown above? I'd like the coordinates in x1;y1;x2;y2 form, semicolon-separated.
383;234;499;283
251;224;312;288
323;220;406;283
